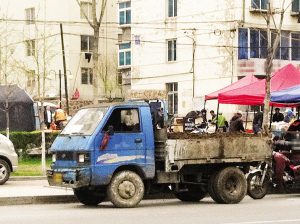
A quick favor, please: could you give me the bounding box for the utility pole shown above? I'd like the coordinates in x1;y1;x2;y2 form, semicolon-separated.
60;23;69;115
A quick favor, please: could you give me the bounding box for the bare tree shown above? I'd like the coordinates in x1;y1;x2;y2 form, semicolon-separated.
77;0;108;103
262;0;290;134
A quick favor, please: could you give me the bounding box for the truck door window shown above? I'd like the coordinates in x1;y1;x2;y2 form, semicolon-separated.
103;108;140;133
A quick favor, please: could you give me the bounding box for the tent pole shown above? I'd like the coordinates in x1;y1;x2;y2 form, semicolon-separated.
245;106;249;131
269;105;274;129
215;103;219;133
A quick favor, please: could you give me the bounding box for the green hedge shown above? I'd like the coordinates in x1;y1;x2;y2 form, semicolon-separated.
1;131;60;156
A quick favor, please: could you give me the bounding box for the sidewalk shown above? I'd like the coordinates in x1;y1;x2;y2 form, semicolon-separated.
0;177;175;206
0;177;77;206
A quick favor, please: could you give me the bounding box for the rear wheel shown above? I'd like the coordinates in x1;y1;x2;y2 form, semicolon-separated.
213;167;247;204
175;184;206;202
107;171;144;208
0;159;10;185
247;172;269;199
73;187;106;206
208;171;223;203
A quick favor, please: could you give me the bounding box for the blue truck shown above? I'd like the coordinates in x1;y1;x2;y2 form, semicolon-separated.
47;100;271;207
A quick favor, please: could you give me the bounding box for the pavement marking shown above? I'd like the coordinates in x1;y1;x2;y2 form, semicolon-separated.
223;219;300;224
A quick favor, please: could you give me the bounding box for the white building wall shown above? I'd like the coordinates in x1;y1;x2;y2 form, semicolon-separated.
130;0;300;117
0;0;118;101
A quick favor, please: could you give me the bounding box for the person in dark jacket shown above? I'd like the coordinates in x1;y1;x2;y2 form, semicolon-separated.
273;108;284;122
253;111;263;134
229;110;245;133
44;105;53;129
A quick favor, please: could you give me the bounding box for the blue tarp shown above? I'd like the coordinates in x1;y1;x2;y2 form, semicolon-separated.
271;84;300;103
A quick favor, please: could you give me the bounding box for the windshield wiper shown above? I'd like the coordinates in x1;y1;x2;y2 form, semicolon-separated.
70;132;85;136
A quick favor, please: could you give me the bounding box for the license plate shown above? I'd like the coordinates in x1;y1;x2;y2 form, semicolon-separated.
54;173;63;183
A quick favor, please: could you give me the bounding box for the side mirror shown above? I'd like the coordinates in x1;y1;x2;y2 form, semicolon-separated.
107;125;114;135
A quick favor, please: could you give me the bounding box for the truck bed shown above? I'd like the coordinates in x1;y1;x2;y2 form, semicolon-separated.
165;133;271;171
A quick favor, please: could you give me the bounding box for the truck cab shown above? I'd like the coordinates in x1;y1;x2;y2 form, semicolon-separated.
47;101;162;207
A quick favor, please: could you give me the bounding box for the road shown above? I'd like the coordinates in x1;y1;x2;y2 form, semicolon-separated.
2;194;300;224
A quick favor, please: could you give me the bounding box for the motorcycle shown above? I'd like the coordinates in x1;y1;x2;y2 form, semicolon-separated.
247;137;300;199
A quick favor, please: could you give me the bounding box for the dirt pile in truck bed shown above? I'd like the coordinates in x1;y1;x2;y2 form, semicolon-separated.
167;132;269;140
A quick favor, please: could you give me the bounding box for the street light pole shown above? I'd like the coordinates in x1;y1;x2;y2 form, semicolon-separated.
60;23;69;115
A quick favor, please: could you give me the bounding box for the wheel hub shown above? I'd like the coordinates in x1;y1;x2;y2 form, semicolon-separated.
225;178;238;194
118;180;136;199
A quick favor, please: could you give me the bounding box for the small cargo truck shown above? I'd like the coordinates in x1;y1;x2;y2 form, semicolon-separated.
47;100;271;207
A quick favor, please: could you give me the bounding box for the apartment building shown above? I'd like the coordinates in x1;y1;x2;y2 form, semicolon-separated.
0;0;119;102
117;0;300;117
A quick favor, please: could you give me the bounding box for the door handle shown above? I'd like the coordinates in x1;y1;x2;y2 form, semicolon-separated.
135;138;142;143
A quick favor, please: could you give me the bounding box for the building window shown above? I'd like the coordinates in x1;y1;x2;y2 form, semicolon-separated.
26;40;35;56
119;43;131;66
81;35;94;52
251;0;268;10
292;0;300;12
25;8;35;25
80;2;93;20
238;28;299;61
81;68;93;84
168;39;176;61
27;70;35;87
250;30;267;58
292;33;300;60
167;83;178;116
168;0;177;17
119;2;131;25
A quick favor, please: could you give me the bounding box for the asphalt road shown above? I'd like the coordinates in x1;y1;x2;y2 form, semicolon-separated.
2;194;300;224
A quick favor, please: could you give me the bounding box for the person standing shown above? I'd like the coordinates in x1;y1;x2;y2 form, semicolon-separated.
229;110;245;133
212;110;227;132
253;111;263;134
273;108;284;122
210;110;217;120
44;105;53;129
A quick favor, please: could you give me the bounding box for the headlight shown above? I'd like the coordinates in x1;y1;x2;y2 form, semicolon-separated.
52;154;56;162
7;141;15;152
78;154;85;163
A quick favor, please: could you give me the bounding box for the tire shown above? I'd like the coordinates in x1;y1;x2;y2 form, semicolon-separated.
73;187;106;206
247;172;269;199
175;184;206;202
107;171;144;208
208;171;223;203
0;159;10;185
213;167;247;204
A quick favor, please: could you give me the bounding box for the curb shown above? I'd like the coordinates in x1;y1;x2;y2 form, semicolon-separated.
9;176;47;181
0;195;78;206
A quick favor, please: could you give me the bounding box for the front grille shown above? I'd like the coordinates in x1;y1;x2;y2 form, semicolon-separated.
56;151;75;161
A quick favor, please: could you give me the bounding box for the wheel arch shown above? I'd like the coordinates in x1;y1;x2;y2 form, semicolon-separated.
0;156;12;172
113;164;146;180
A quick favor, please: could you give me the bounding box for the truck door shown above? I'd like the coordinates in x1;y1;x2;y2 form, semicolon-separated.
93;107;146;185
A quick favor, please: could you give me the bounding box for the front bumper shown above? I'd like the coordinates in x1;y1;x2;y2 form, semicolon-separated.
47;167;91;188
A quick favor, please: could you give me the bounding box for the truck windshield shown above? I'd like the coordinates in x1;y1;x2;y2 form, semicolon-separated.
61;107;108;135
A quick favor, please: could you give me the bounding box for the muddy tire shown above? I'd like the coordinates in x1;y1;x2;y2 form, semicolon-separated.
73;187;106;206
208;171;223;203
175;185;206;202
247;172;269;199
0;159;10;185
213;167;247;204
107;171;144;208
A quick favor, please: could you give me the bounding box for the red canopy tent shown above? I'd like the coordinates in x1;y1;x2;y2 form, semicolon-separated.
205;74;260;100
218;64;300;105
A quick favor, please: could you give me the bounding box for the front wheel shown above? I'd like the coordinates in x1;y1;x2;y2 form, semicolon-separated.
247;172;269;199
73;187;106;206
107;171;144;208
175;184;206;202
0;159;10;185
